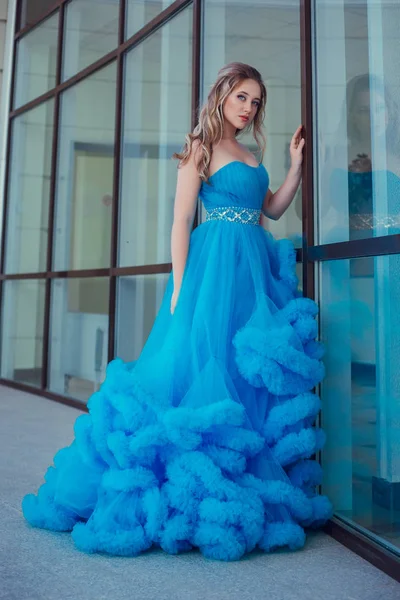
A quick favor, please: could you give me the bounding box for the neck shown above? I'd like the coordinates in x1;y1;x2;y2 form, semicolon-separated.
222;120;237;141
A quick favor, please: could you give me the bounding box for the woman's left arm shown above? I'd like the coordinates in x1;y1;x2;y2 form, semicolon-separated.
262;125;305;220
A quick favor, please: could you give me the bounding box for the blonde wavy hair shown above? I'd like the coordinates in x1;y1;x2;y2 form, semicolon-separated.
173;62;267;182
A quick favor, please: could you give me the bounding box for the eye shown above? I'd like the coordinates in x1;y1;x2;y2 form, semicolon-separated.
252;100;260;107
237;94;246;101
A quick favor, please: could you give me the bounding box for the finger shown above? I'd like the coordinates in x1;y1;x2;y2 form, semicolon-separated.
292;125;302;138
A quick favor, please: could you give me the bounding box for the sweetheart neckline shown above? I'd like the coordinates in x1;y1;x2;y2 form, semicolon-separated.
209;161;263;180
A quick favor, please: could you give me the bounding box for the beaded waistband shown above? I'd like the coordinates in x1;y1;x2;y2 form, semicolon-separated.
205;206;261;225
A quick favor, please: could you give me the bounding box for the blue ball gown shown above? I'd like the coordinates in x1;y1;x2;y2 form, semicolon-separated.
22;160;333;561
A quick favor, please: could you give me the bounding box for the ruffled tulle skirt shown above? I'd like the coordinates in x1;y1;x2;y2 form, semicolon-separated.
22;220;332;561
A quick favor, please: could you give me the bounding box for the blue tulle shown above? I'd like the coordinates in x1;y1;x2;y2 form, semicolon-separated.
22;161;333;561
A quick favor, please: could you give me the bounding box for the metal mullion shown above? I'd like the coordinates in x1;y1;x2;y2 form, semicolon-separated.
10;89;58;119
0;263;174;280
107;0;126;363
119;0;191;56
9;50;119;119
41;3;65;390
49;269;110;279
10;0;192;121
300;0;314;300
15;0;67;39
111;264;173;277
308;234;400;262
0;272;48;280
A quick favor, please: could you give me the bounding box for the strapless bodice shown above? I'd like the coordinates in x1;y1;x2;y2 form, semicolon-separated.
199;161;269;214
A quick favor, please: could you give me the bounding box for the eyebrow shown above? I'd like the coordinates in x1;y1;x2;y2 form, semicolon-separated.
238;90;261;101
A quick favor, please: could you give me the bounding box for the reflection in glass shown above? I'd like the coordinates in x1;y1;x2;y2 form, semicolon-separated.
315;1;400;244
118;7;192;267
203;0;302;246
320;255;400;554
19;0;57;29
49;277;109;402
53;63;116;271
5;100;54;274
125;0;176;39
116;273;169;361
62;0;119;81
0;280;45;387
14;12;58;108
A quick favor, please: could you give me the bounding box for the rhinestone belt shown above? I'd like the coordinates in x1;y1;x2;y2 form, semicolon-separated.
205;206;261;225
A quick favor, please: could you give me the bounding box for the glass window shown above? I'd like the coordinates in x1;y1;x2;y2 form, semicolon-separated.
14;13;58;108
118;7;192;267
53;63;116;271
116;273;169;361
320;254;400;554
0;280;46;387
4;100;54;274
203;0;302;246
315;1;400;245
49;277;109;402
125;0;176;39
20;0;57;29
62;0;119;81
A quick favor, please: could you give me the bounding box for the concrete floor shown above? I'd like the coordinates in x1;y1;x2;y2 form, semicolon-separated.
1;384;399;600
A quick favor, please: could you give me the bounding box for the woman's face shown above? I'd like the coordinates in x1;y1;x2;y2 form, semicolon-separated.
223;78;261;131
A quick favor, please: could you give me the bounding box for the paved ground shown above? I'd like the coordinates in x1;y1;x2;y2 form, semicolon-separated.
1;385;399;600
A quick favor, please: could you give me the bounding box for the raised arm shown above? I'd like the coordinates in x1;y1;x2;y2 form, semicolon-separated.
262;125;305;221
261;165;302;221
170;142;202;313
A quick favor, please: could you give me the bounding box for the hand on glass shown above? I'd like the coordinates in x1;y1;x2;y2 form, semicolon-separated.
290;125;305;170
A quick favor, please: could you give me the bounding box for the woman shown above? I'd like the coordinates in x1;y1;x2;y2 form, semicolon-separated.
22;62;332;561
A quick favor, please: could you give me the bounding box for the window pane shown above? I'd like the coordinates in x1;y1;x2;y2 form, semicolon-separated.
49;277;109;402
203;0;302;247
0;280;45;387
53;63;116;271
62;0;119;81
320;254;400;554
116;273;169;361
125;0;175;39
118;8;192;267
20;0;57;29
5;100;54;274
14;13;58;108
315;1;400;244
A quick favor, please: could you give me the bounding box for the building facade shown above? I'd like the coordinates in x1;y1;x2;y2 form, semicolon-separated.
0;0;399;576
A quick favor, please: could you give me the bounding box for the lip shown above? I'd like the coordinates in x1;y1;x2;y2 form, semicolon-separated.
239;116;249;122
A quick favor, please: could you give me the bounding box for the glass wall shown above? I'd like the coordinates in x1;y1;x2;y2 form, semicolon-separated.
14;12;58;108
62;0;119;81
1;0;193;404
49;277;109;401
53;63;117;271
119;7;192;267
125;0;176;38
4;100;54;273
1;279;46;387
315;0;400;244
116;273;169;361
19;0;57;29
202;0;303;246
315;0;400;555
